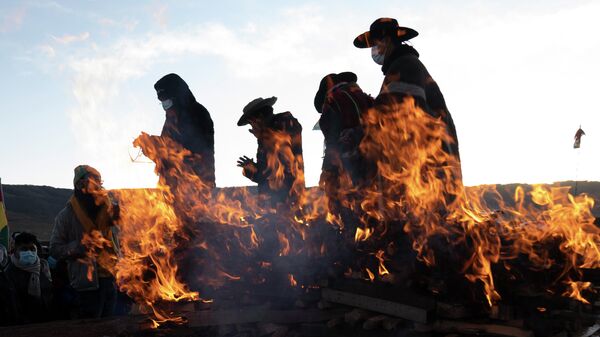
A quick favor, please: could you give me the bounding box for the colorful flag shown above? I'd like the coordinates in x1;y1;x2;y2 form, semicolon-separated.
0;178;9;249
574;127;585;149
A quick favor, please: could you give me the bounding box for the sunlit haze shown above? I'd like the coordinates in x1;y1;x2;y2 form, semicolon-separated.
1;0;599;189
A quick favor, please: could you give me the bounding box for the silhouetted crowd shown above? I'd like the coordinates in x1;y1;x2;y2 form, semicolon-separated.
0;18;462;326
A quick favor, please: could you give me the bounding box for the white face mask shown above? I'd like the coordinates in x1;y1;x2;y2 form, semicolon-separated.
161;99;174;111
371;45;386;65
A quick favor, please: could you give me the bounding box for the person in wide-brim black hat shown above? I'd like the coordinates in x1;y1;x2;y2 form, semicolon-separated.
237;96;277;126
353;17;464;193
237;96;304;205
353;18;418;48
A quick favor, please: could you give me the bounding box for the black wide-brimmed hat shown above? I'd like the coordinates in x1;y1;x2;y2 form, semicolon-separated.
313;72;357;113
353;18;418;48
237;96;277;126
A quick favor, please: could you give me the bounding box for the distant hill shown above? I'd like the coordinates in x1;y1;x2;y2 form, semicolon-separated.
2;185;72;240
2;182;599;241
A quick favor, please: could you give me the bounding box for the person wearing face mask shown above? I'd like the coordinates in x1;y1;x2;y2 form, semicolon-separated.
49;165;120;319
237;97;304;207
4;232;52;324
154;73;216;190
354;18;462;191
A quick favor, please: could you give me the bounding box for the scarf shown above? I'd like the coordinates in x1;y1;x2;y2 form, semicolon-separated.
70;195;112;236
10;254;51;298
70;195;119;277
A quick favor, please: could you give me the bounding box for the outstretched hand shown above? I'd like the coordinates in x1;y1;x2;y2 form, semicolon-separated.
237;156;254;167
237;156;257;178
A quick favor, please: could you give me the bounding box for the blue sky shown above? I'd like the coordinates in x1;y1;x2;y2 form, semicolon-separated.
1;0;600;189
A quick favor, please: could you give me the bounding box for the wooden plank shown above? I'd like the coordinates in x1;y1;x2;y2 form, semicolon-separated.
329;278;436;309
186;307;344;327
573;323;600;337
0;308;344;336
321;288;431;323
0;315;143;337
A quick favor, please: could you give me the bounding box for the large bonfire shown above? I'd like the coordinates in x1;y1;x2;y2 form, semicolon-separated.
83;97;599;326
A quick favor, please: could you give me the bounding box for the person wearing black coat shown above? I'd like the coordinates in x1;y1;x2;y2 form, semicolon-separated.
4;232;53;324
154;73;216;189
313;72;374;221
353;18;463;192
237;97;304;206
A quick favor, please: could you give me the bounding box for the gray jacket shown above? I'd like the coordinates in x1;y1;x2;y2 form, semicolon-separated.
49;202;100;291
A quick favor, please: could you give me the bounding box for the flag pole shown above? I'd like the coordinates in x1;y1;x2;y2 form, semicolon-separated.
574;149;580;195
573;124;583;195
0;177;10;249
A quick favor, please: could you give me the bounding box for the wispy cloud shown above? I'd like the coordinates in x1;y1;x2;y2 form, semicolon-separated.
28;0;73;14
38;44;55;57
57;1;600;188
0;6;26;33
97;17;138;31
52;32;90;44
63;4;360;188
152;3;168;29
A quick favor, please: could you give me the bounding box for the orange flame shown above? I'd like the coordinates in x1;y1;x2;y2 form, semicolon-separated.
375;250;390;276
278;231;291;256
355;227;373;242
350;96;599;305
288;274;298;287
365;268;375;282
82;91;600;325
563;280;594;304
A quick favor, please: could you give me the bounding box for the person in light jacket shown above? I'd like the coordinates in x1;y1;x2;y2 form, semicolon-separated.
50;165;120;319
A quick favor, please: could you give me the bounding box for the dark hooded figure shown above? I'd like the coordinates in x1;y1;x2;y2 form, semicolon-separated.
314;72;373;213
354;18;462;186
154;73;216;189
237;97;304;206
